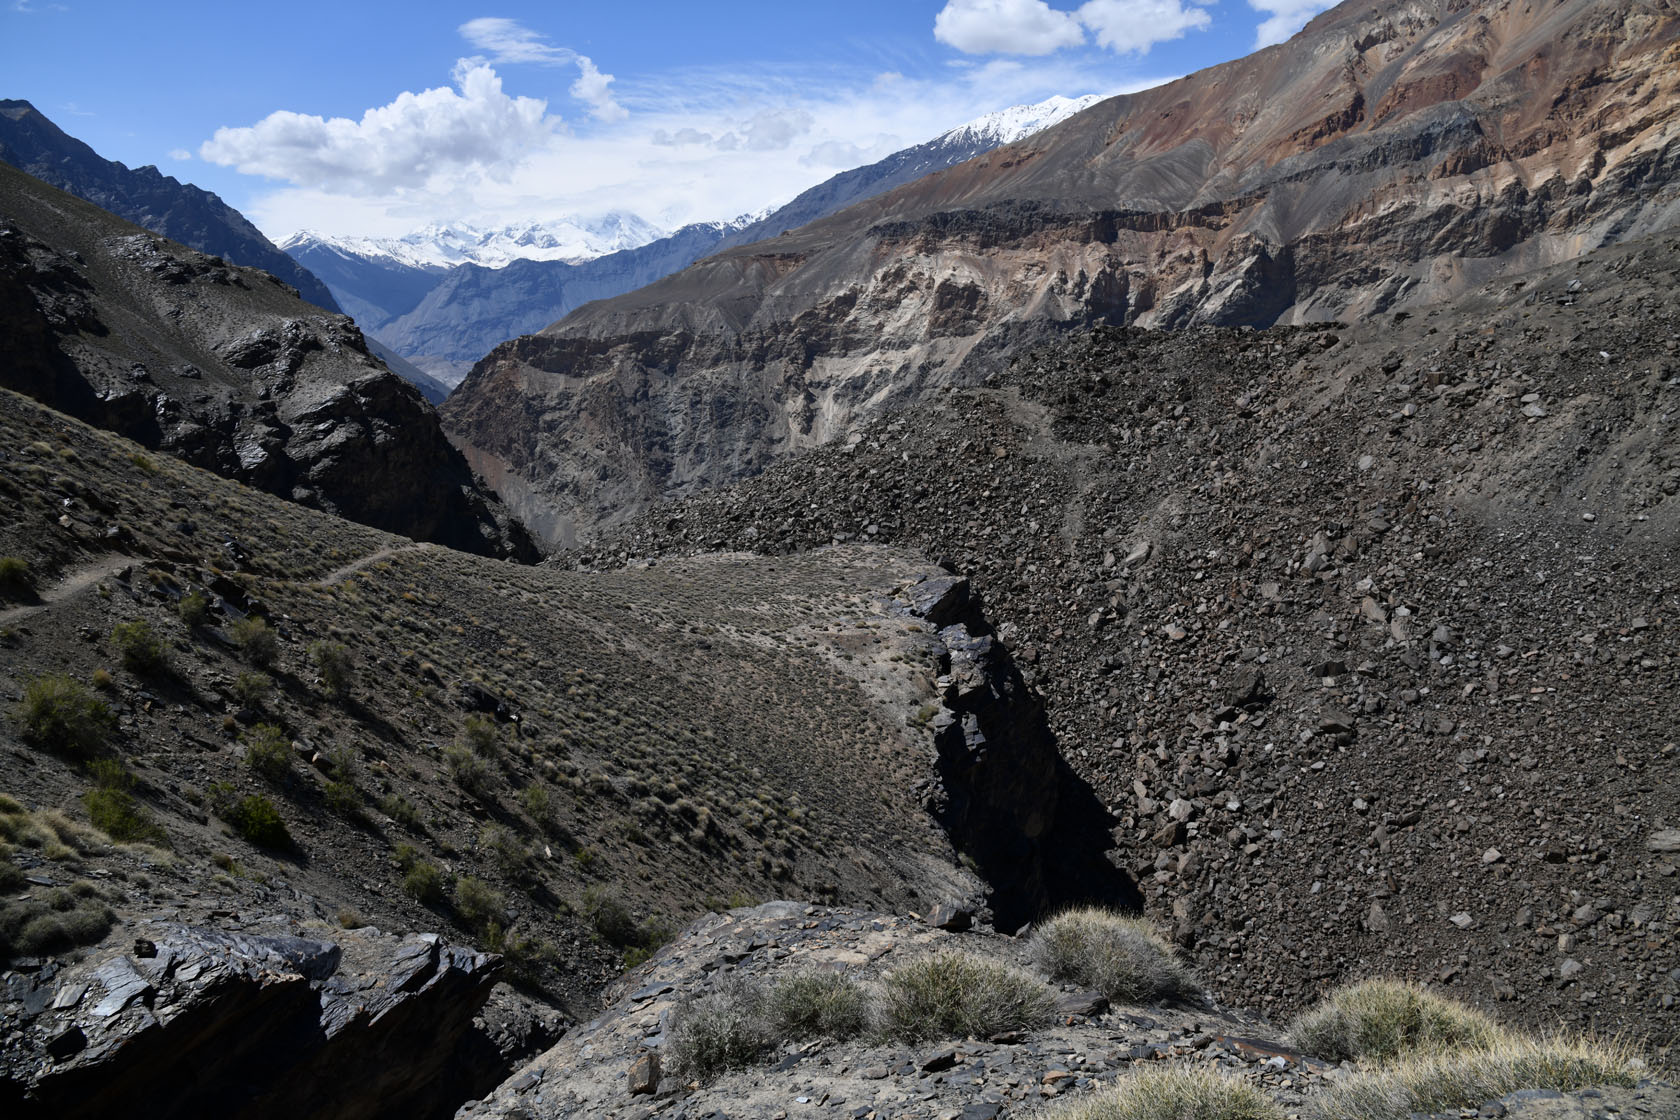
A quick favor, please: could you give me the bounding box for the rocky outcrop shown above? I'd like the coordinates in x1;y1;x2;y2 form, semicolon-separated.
444;0;1680;545
0;161;537;560
0;923;504;1120
0;99;342;316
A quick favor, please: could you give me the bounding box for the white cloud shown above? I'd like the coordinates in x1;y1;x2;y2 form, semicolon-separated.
168;148;192;161
199;63;558;193
1249;0;1337;47
934;0;1086;56
935;0;1209;57
1077;0;1210;54
458;17;627;122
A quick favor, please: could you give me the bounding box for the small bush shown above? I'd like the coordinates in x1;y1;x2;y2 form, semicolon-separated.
580;884;638;946
453;875;504;930
82;763;167;846
485;922;555;986
231;616;278;668
211;786;291;850
231;670;271;711
666;981;774;1079
177;591;210;627
0;888;116;957
881;952;1054;1042
90;668;115;691
459;714;500;758
378;793;422;831
403;860;446;904
1289;979;1508;1063
1030;907;1197;1004
324;780;361;819
519;783;552;826
763;970;874;1041
1308;1034;1645;1120
444;744;491;798
309;640;355;700
1043;1064;1286;1120
110;619;166;674
16;674;116;757
0;556;32;598
241;723;292;783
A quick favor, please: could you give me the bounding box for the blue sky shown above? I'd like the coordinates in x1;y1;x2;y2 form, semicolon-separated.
3;0;1335;240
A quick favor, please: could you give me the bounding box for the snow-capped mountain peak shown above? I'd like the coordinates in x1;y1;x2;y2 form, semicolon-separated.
280;212;668;272
937;94;1104;149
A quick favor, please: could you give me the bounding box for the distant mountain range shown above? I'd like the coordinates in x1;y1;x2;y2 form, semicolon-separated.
0;98;343;316
283;95;1104;387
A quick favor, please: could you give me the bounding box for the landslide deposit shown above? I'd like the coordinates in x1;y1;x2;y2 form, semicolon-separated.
445;0;1680;546
583;231;1680;1045
0;161;534;559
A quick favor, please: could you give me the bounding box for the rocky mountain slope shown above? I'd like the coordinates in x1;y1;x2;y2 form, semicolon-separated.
444;0;1680;546
0;99;342;317
581;228;1680;1045
291;97;1098;388
0;382;1139;1112
0;160;533;559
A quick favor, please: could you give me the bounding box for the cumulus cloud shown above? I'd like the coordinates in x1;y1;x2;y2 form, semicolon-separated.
934;0;1086;56
168;148;192;161
199;63;558;193
934;0;1208;57
1078;0;1210;53
1249;0;1337;47
458;17;627;122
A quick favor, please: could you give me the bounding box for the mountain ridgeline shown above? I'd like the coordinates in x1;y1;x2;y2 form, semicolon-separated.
441;0;1680;547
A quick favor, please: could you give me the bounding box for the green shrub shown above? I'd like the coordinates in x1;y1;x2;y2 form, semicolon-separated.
241;723;292;783
1043;1064;1286;1120
1030;907;1197;1004
1308;1034;1645;1120
763;970;873;1041
110;619;166;674
17;675;116;757
459;714;500;758
379;793;422;831
0;855;24;893
177;591;210;627
402;860;446;904
324;780;361;819
231;616;278;668
0;556;32;598
579;884;638;946
0;887;116;957
519;783;552;826
485;921;555;986
444;744;491;798
1289;979;1508;1063
880;951;1054;1042
453;875;504;930
82;762;167;846
231;670;271;710
210;785;291;849
666;981;774;1079
309;640;355;700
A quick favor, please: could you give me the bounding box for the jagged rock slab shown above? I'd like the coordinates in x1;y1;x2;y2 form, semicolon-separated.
0;922;501;1119
0;160;536;559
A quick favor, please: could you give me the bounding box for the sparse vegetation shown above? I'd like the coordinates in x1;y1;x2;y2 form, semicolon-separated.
459;714;500;758
209;784;291;850
402;860;446;904
16;674;117;758
762;970;873;1041
1044;1064;1286;1120
0;556;32;598
452;875;505;930
1289;979;1508;1063
177;590;210;627
230;616;278;668
666;980;775;1079
1030;907;1197;1004
82;760;168;845
0;883;117;958
444;744;491;799
880;951;1055;1042
241;723;292;783
1308;1034;1645;1120
579;883;638;945
231;669;272;710
110;618;166;674
309;640;355;699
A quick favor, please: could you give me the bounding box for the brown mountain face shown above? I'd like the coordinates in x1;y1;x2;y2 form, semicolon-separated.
0;162;537;560
443;0;1680;546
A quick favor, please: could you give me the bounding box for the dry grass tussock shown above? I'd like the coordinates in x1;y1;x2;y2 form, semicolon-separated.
880;951;1054;1042
1029;907;1197;1004
1307;1033;1647;1120
1289;978;1507;1062
1042;1064;1286;1120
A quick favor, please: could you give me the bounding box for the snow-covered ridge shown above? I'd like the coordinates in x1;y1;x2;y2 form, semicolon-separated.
936;94;1104;149
281;212;670;271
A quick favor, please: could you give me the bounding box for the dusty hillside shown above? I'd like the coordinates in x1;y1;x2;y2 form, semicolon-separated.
0;161;534;559
0;385;1137;1111
583;231;1680;1044
445;0;1680;545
